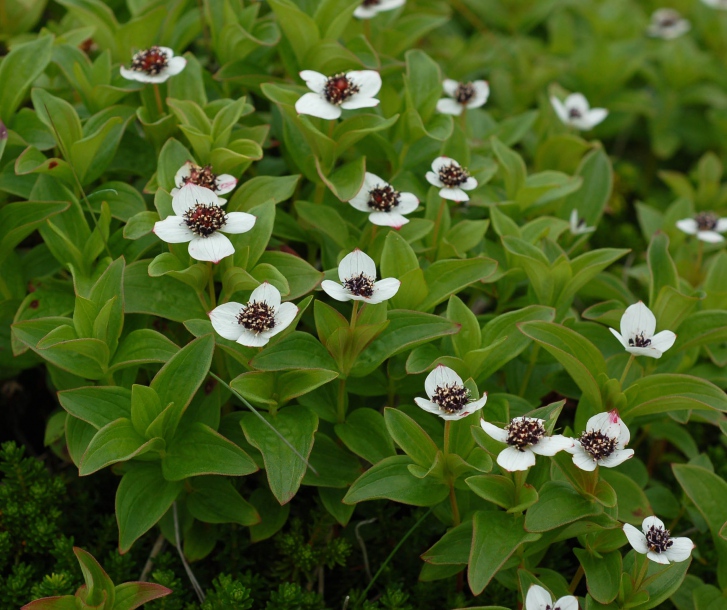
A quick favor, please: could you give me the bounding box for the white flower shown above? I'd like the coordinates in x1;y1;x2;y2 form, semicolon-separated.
120;46;186;83
321;249;400;304
702;0;727;9
295;70;382;120
551;93;608;131
170;162;237;199
349;173;419;228
647;9;691;39
609;301;676;359
623;516;694;565
525;585;578;610
354;0;405;19
567;410;634;472
569;209;595;235
676;211;727;243
425;156;478;202
153;184;256;263
414;365;487;421
436;79;489;116
480;417;573;472
209;283;298;348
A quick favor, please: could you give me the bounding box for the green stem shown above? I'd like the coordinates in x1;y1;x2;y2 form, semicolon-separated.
369;225;378;248
207;262;216;310
512;469;528;506
518;344;540;397
619;353;636;387
337;378;347;424
568;564;584;594
152;83;164;116
431;198;447;250
350;300;359;331
443;421;461;526
363;18;372;41
460;107;468;134
633;552;650;592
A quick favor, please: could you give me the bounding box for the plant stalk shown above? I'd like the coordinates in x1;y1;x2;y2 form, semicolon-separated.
619;353;636;386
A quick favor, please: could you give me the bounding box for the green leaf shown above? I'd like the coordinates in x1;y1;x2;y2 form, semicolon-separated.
249;487;291;543
381;230;419;280
240;406;318;504
150;334;215;419
58;386;131;429
80;417;162;476
0;201;68;259
343;455;449;506
316;156;366;202
466;475;537;513
525;481;603;532
130;385;162;438
74;546;115;607
251;331;338;373
622;374;727;418
0;36;54;121
266;0;319;63
562;147;613;227
21;596;78;609
334;409;396;464
227;174;300;212
258;251;323;299
109;330;179;372
162;422;258;481
447;295;482;357
647;232;679;308
599;469;652;525
384;407;438;469
31;88;82;156
518;321;605;409
575;548;621;604
112;581;173;610
296;200;353;250
492;137;527;199
421;521;472;565
116;463;183;553
419;257;498;311
469;512;540;595
186;476;260;526
623;553;691;610
302;432;361;488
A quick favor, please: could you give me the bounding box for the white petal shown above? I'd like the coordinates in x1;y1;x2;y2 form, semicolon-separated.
461;177;478;190
566;93;591;114
531;435;574;456
215;174;237;195
642;515;666;532
646;550;670;565
480;420;508;443
598;448;634;468
299;70;327;94
463;394;487;416
223;211;256;234
425;171;443;187
347;70;382;99
369;212;409;228
340;97;380;110
697;230;725;243
209;302;245;341
237;329;271;347
609;327;629;350
571;445;597;471
268;302;298;337
158;47;175;58
249;282;282;308
120;66;143;82
353;5;377;18
584;108;607;129
165;55;187;77
415;397;444;416
188;232;234;263
468;81;490;108
623;523;649;553
442;79;459;97
349;187;372;212
376;0;405;11
664;538;694;563
424;365;462;398
550;96;569;123
621;301;656;341
153;216;194;243
321;280;351;302
397;192;419;214
553;597;579;610
439;187;469;202
436;98;463;116
295;92;341;120
120;65;171;83
650;330;676;354
172;183;220;216
338;249;377;282
174;161;193;188
432;156;459;173
676;218;699;235
626;345;663;358
369;277;401;303
525;585;553;610
716;218;727;232
497;446;535;472
363;172;387;191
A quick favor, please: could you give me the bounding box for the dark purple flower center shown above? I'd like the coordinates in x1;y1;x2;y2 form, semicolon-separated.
183;164;218;191
183;203;227;237
131;46;168;75
432;383;470;414
362;0;380;5
237;301;276;334
437;162;470;188
579;430;617;460
324;74;360;105
628;332;651;348
645;524;674;553
506;419;545;450
568;107;582;119
695;211;718;231
343;272;375;297
368;185;400;212
454;82;476;104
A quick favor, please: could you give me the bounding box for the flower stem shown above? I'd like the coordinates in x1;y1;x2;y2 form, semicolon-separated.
460;108;468;134
431;198;447;251
633;552;650;592
363;18;371;41
152;83;164;116
369;225;378;248
619;353;636;387
207;262;216;309
350;300;360;331
568;564;584;594
443;421;461;526
337;378;347;424
512;469;528;506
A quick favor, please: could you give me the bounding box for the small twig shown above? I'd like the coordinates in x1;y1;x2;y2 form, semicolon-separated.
342;596;350;610
355;518;377;581
139;533;166;581
173;502;206;603
209;372;318;475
